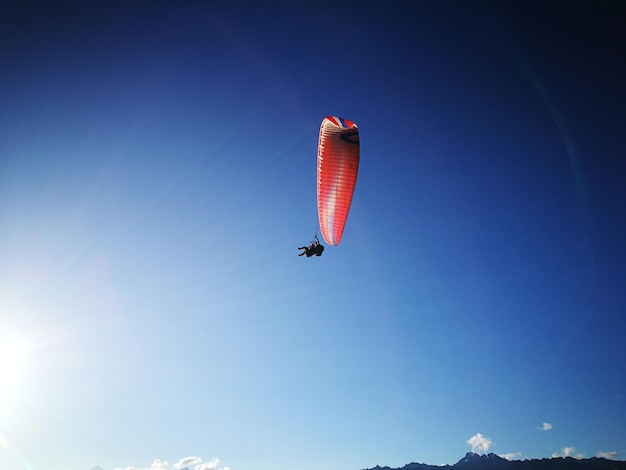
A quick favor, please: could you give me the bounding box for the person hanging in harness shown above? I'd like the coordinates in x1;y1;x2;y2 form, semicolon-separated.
298;235;324;257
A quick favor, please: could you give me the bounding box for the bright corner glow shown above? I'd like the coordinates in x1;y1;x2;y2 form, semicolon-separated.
0;337;28;404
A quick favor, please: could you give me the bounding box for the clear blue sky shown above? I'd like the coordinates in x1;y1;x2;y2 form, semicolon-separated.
1;2;625;470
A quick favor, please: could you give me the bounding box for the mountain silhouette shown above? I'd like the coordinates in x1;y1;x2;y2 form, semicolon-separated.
365;452;626;470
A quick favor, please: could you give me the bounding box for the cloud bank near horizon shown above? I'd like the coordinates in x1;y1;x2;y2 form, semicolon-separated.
112;456;228;470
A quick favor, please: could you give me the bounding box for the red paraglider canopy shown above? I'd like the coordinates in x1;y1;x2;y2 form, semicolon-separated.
317;116;360;246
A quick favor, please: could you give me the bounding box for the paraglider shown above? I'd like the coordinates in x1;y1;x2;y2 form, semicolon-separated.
317;116;360;246
298;116;359;258
298;235;325;257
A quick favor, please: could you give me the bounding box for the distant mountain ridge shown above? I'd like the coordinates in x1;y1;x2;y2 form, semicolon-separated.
365;452;626;470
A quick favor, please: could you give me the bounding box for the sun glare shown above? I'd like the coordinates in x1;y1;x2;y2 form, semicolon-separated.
0;337;28;405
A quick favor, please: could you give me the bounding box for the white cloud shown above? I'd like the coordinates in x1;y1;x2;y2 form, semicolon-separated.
538;422;552;431
466;433;493;453
117;456;228;470
499;453;521;461
195;459;221;470
552;447;584;459
596;451;618;459
151;459;169;470
193;459;220;470
174;457;202;469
